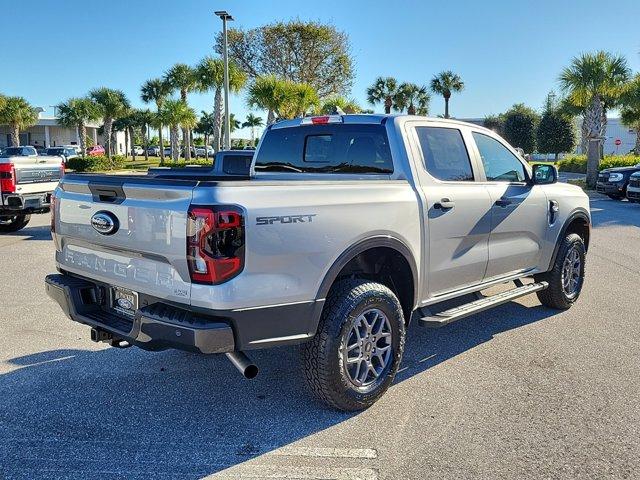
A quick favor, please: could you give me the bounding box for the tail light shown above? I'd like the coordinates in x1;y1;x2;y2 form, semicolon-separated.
187;206;245;284
50;193;57;233
0;163;16;193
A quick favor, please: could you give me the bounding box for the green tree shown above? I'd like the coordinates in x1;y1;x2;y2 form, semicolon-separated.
0;96;38;146
132;109;154;162
536;93;575;159
319;97;362;115
196;56;247;152
393;83;430;115
246;75;298;124
217;20;353;98
242;113;263;144
559;51;631;186
164;64;199;161
141;78;171;162
620;75;640;155
483;114;505;134
430;71;464;118
220;113;241;149
502;103;540;153
113;113;136;159
55;97;100;154
89;88;130;159
158;99;196;162
366;77;398;114
278;82;319;119
195;111;216;160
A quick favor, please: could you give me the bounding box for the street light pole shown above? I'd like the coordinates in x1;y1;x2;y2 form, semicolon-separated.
215;10;234;150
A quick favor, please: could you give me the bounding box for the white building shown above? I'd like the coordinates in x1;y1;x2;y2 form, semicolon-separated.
0;109;126;154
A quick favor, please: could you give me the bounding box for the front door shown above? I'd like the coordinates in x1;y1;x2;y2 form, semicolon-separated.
470;131;549;279
409;123;493;297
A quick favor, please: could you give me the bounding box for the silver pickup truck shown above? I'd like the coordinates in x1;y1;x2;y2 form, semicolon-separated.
45;115;590;410
1;146;64;232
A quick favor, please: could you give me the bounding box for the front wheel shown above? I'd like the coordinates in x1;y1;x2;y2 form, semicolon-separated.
0;214;31;233
302;279;406;411
607;194;624;200
534;233;586;309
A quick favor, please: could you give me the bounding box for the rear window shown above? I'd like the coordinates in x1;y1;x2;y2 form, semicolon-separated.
254;124;393;174
221;154;253;175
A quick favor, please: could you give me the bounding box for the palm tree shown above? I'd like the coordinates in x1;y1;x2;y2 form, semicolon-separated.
56;97;100;155
430;71;464;119
319;97;362;115
366;77;398;114
279;82;319;119
164;64;200;161
89;88;130;159
197;57;247;151
141;78;171;162
620;75;640;155
393;83;430;115
220;113;242;149
112;114;136;159
559;51;631;187
132;109;154;162
195;111;216;161
0;96;38;146
242;113;263;144
158;99;196;162
247;76;288;125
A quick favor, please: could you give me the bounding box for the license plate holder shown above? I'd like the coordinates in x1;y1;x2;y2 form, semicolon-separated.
111;287;138;317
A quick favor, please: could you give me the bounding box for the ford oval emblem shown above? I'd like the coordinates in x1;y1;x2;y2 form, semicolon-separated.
116;297;133;310
91;211;119;235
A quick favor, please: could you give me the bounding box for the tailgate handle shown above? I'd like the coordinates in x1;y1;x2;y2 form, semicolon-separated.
89;184;126;204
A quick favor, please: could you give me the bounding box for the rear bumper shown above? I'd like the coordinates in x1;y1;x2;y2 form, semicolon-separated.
45;273;235;354
1;191;52;214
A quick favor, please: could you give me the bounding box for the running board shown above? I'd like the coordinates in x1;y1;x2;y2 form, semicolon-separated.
418;281;548;328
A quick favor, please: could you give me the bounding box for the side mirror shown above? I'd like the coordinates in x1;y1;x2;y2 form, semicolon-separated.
532;164;558;185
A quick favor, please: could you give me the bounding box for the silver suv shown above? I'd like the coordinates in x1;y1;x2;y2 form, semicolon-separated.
45;115;590;410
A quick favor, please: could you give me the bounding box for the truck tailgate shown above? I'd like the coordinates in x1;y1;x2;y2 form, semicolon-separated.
54;174;196;303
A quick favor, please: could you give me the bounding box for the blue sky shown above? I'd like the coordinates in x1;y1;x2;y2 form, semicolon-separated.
2;0;639;138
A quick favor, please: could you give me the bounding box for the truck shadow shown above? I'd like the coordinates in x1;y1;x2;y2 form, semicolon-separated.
0;223;52;241
0;301;555;478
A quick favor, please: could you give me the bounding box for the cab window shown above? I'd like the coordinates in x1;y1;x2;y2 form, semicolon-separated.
472;132;527;182
415;126;474;181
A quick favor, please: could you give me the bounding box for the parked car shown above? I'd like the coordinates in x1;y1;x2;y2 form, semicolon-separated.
149;150;254;177
1;146;64;232
596;164;640;200
146;146;161;156
163;146;173;157
86;145;105;156
626;171;640;203
131;146;144;156
46;146;80;163
194;145;214;158
46;115;590;410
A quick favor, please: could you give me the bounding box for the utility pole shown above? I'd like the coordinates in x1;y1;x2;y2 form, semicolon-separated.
215;10;233;150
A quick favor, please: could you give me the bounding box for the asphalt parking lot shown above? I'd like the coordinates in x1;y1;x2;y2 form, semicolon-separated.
1;195;639;480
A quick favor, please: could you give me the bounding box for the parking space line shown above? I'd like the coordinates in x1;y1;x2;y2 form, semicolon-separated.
208;465;378;480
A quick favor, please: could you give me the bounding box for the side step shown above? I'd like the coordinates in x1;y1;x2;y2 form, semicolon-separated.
418;281;548;328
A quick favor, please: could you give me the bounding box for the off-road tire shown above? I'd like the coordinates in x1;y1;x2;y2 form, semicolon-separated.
301;279;405;411
534;233;585;310
0;214;31;233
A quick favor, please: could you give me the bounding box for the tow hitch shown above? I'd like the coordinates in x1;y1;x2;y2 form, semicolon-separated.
90;327;130;349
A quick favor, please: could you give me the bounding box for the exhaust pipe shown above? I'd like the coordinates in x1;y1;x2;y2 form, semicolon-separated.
225;351;258;379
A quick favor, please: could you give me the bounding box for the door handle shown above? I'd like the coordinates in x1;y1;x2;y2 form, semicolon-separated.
434;198;455;210
495;197;513;207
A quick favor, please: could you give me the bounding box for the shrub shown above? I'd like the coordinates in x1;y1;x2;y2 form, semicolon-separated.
66;155;126;172
557;155;640;173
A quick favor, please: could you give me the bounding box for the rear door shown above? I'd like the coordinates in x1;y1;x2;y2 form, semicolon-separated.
54;175;196;303
469;131;548;279
407;122;493;297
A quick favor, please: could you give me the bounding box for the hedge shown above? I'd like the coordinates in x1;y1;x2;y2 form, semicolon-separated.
66;155;126;172
557;154;640;173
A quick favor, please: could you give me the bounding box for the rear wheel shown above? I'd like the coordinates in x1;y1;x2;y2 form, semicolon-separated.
302;279;405;411
534;233;585;309
0;214;31;233
607;194;624;200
